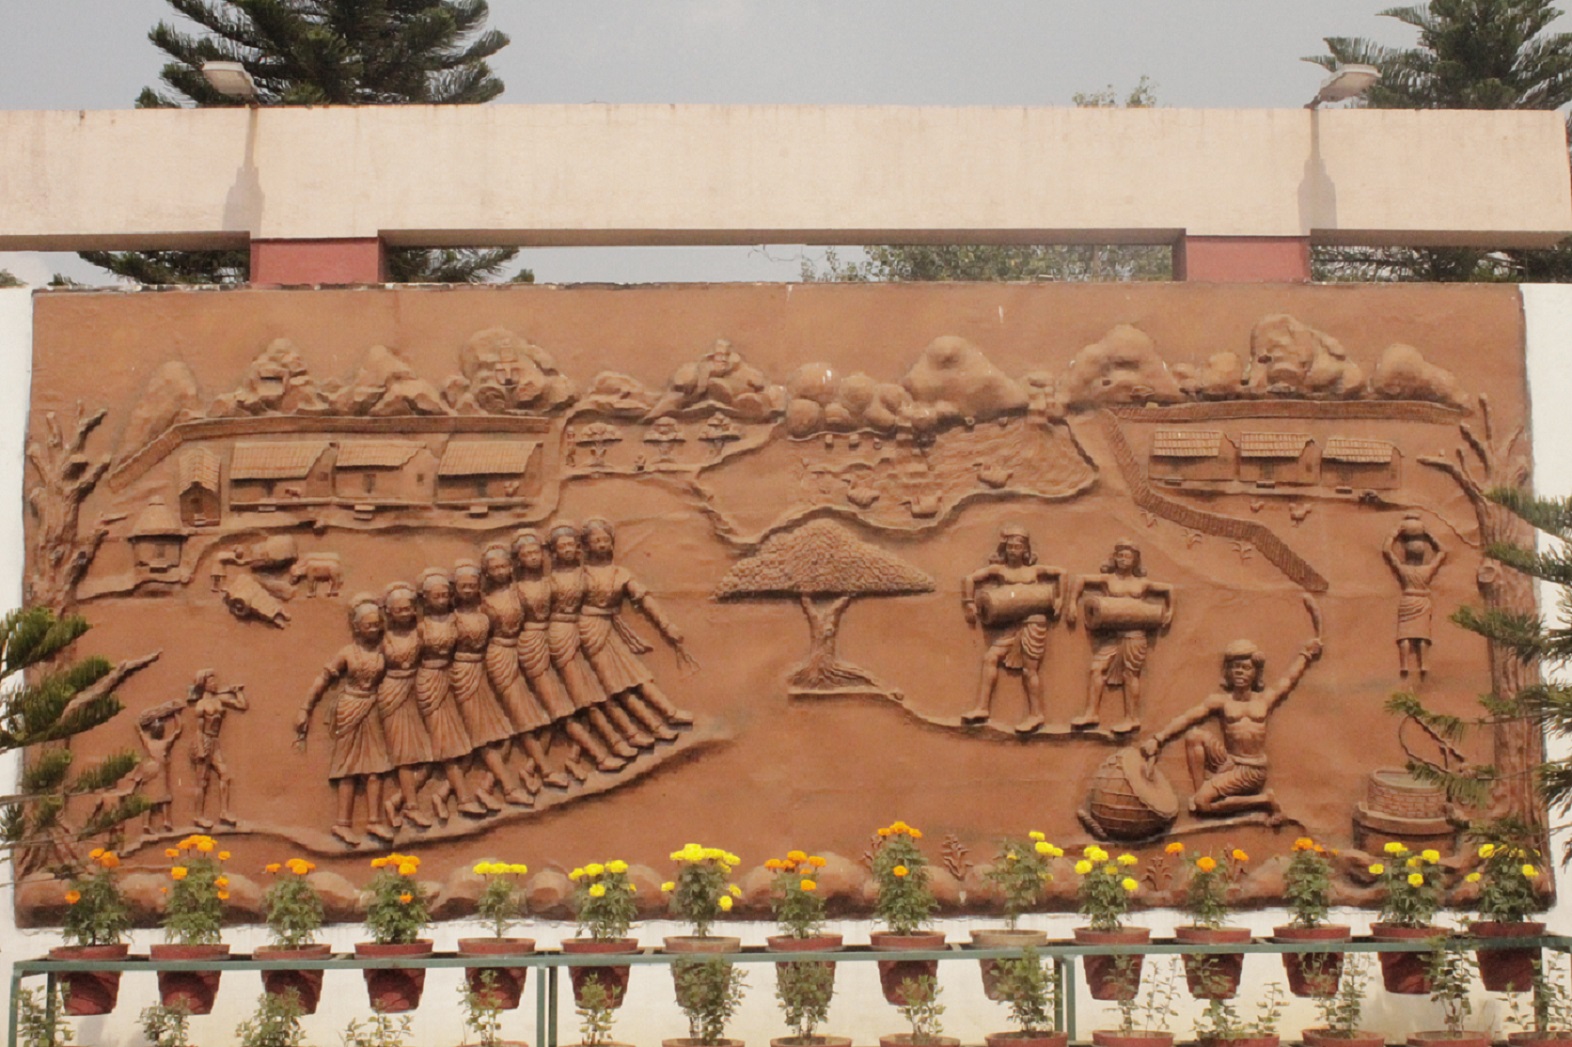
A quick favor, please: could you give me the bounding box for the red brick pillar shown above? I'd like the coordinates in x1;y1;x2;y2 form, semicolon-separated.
1174;236;1311;282
250;238;387;285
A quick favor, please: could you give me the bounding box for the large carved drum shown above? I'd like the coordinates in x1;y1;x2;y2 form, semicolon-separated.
1081;595;1165;631
1083;747;1179;841
975;584;1058;627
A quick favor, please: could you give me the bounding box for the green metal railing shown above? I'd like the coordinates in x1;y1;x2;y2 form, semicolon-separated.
13;934;1571;1047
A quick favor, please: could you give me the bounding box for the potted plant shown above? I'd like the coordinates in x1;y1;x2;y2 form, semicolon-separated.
1090;954;1180;1047
869;820;945;1005
459;860;536;1011
140;1001;194;1047
342;1014;414;1047
235;989;307;1047
356;851;434;1013
1175;845;1252;999
662;842;744;1005
152;833;233;1014
765;849;840;969
1466;831;1546;992
984;946;1067;1047
1073;843;1146;1001
564;859;640;1009
1273;837;1351;997
1191;984;1284;1047
1505;954;1572;1047
1369;842;1446;994
16;985;74;1047
461;972;527;1047
566;978;631;1047
1407;944;1488;1047
257;856;329;1013
665;955;748;1047
49;846;131;1015
1302;955;1385;1047
879;976;958;1047
773;951;847;1047
974;832;1061;1000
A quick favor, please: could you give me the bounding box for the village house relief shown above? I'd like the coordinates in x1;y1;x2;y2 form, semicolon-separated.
17;283;1547;919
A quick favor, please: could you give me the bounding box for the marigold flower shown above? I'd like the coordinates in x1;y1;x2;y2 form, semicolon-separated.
626;884;636;894
1029;831;1045;842
1478;844;1497;859
265;862;283;874
218;851;230;861
718;895;733;911
1121;878;1139;893
588;883;606;898
1465;872;1483;883
399;892;413;904
1118;854;1138;866
606;860;627;874
1369;863;1385;875
215;877;229;889
788;849;808;863
371;856;391;869
1074;860;1093;875
1407;873;1425;887
1421;849;1440;863
1085;845;1109;862
1231;849;1249;863
98;852;120;869
195;839;215;853
165;848;181;859
877;828;891;837
473;861;495;876
766;859;785;871
217;891;230;901
171;867;188;880
892;865;909;878
1523;864;1540;878
662;881;676;892
809;856;826;868
397;862;418;877
910;829;923;840
89;847;105;860
64;890;81;904
1384;842;1408;855
509;863;528;876
1103;864;1117;875
1196;856;1217;873
800;879;817;892
569;868;585;881
1406;857;1421;868
585;862;606;878
1293;837;1315;852
729;884;742;897
1164;842;1185;855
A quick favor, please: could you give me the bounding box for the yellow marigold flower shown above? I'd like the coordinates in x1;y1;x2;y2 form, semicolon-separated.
718;895;733;911
1074;860;1093;875
729;884;742;897
195;839;214;853
1421;849;1440;863
473;862;494;875
371;856;390;869
1118;854;1138;866
399;892;413;904
1196;856;1217;873
765;859;783;871
725;853;740;866
1384;842;1408;855
165;848;180;859
606;860;627;874
1086;845;1108;862
288;859;314;875
800;879;817;892
1465;872;1483;883
214;877;229;889
585;863;606;878
218;852;230;862
64;890;81;905
217;891;230;901
397;862;418;877
1164;842;1185;855
1478;844;1497;859
1293;837;1315;852
1523;864;1540;878
910;829;923;840
171;867;188;880
877;828;892;837
1406;857;1421;868
589;884;606;898
788;849;808;863
569;868;585;881
626;884;636;894
1034;841;1053;855
1407;873;1425;887
98;852;120;869
1231;849;1249;863
809;856;826;868
1121;878;1139;893
893;865;909;878
1029;831;1045;842
1369;863;1385;876
509;863;528;876
1102;864;1117;875
661;881;676;892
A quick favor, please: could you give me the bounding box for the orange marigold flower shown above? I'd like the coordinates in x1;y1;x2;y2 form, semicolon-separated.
215;877;229;889
89;847;105;860
809;856;826;868
265;863;283;874
98;851;120;869
1293;838;1315;852
218;851;231;861
165;848;181;859
1164;842;1185;855
398;892;413;904
800;879;817;892
892;865;909;877
217;891;230;901
171;867;188;880
64;890;81;905
1231;849;1249;863
1196;856;1217;873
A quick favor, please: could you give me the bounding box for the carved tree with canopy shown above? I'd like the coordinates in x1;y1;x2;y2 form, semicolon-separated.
714;520;934;694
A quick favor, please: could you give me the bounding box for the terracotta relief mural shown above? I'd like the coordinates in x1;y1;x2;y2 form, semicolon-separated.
18;282;1545;921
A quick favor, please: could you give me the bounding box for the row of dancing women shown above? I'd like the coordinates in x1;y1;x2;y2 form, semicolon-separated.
296;519;694;846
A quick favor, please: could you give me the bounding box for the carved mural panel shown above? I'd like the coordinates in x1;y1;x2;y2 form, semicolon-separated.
19;283;1544;919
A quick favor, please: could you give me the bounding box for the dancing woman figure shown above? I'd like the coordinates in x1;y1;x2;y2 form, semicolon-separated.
451;560;536;807
546;524;640;763
414;569;488;817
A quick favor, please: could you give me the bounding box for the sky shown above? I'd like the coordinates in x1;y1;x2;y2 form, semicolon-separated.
0;1;1474;285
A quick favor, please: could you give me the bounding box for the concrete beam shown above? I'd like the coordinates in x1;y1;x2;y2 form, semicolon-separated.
1;105;1568;250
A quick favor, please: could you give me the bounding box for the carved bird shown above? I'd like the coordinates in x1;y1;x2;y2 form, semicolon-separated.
974;462;1013;489
1289;503;1312;526
1249;499;1265;513
902;492;942;518
844;476;881;509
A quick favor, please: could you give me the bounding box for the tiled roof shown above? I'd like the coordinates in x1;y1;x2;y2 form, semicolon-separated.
1323;437;1396;464
1238;432;1314;459
230;442;329;480
336;442;425;469
1151;429;1225;458
439;441;539;477
178;448;220;491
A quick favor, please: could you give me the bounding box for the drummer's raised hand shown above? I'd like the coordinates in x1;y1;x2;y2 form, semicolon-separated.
962;599;978;626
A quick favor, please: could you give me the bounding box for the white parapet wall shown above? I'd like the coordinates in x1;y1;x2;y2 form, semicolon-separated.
0;286;1568;1045
1;106;1569;250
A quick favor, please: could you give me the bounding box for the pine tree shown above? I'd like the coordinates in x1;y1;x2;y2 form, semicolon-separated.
0;607;159;874
85;0;523;286
1307;0;1572;282
801;79;1172;284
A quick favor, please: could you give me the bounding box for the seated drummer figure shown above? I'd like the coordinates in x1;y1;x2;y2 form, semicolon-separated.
960;525;1064;734
1137;635;1322;827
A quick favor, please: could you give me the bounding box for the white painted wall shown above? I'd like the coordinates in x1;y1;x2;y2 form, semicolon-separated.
0;287;1568;1046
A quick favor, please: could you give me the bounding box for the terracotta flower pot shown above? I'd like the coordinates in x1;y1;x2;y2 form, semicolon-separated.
880;1035;960;1047
1075;926;1150;1001
255;943;331;1014
766;933;843;983
458;937;536;1011
1197;1037;1279;1047
1370;923;1443;995
1303;1030;1387;1047
1271;924;1350;998
664;1038;744;1047
46;943;129;1016
666;935;743;1009
150;942;231;1015
562;936;639;1010
971;928;1049;1002
869;931;947;1005
1176;925;1250;999
1091;1031;1175;1047
1508;1032;1572;1047
1406;1032;1491;1047
355;940;433;1013
1470;920;1544;993
771;1037;852;1047
985;1032;1069;1047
